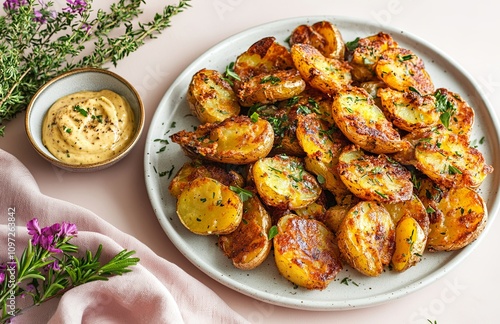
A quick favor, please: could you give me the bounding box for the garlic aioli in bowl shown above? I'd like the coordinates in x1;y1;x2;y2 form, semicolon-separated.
42;89;135;165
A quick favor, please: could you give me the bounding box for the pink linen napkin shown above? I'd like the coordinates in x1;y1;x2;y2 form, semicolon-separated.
0;148;250;324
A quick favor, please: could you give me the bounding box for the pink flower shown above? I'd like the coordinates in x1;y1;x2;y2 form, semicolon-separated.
59;221;78;238
62;0;87;15
3;0;28;10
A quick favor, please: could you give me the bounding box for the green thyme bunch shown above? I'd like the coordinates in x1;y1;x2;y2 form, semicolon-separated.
0;0;191;137
0;218;140;323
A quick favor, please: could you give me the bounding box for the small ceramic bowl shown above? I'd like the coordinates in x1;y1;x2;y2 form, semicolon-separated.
25;67;145;172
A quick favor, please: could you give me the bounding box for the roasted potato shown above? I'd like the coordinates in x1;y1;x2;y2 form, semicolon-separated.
426;186;487;251
434;88;474;138
236;69;306;107
176;177;243;235
187;68;241;124
171;115;274;165
289;21;345;60
391;214;427;272
168;160;245;198
337;145;413;203
291;43;351;95
233;36;294;86
375;47;434;95
252;155;322;209
331;87;409;154
219;190;272;270
378;87;440;132
304;156;350;201
273;214;343;289
337;201;395;277
413;125;493;188
349;32;399;82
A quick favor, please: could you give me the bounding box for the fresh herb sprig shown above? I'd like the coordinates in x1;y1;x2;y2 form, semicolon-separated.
0;218;140;323
0;0;191;137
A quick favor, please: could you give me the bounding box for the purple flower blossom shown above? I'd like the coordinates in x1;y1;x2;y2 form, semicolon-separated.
33;1;57;24
59;221;78;238
3;0;27;10
26;218;77;254
62;0;88;15
0;264;6;285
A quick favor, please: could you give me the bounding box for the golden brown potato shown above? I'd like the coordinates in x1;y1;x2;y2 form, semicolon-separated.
168;160;245;198
291;43;351;95
252;155;322;209
349;32;399;82
391;214;427;272
170;115;274;165
337;201;395;277
375;47;434;95
434;88;474;138
219;190;272;270
426;187;487;251
187;69;241;124
274;214;342;289
236;69;306;107
331;87;409;154
414;125;493;188
233;36;294;84
304;156;350;201
322;204;351;233
295;113;346;163
176;177;243;235
383;195;430;234
378;87;440;132
289;21;345;60
337;145;413;203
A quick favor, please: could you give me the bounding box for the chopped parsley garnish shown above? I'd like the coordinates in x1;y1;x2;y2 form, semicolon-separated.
230;186;253;202
345;37;360;51
260;75;281;85
268;225;278;240
73;105;88;117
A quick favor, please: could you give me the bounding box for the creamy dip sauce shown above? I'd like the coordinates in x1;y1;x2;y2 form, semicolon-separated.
42;89;135;165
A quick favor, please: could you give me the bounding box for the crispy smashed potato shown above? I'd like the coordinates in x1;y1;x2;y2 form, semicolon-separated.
378;87;439;132
168;160;245;198
236;69;306;107
219;191;272;270
426;187;487;251
350;32;399;82
274;214;343;289
167;20;493;288
176;177;243;235
187;68;241;124
252;155;321;209
171;115;274;165
375;47;434;94
337;145;413;203
289;21;345;60
337;201;395;277
332;87;410;154
291;43;351;95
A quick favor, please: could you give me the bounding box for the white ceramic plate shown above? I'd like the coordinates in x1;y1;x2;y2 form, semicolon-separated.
144;16;500;310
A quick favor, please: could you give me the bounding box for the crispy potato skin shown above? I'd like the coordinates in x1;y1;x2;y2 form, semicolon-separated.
236;69;306;107
375;47;434;95
337;145;413;203
289;21;345;60
426;187;487;251
414;125;493;188
391;215;426;272
337;201;395;277
291;43;351;95
332;87;409;154
170;115;274;165
435;88;474;138
378;87;439;132
219;191;272;270
187;68;240;124
168;160;245;198
350;32;399;82
252;155;322;209
176;177;243;235
274;214;342;289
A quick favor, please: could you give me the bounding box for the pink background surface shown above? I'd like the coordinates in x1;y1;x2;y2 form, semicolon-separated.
1;1;499;323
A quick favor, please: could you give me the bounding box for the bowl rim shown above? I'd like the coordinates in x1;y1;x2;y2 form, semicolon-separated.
25;67;145;171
